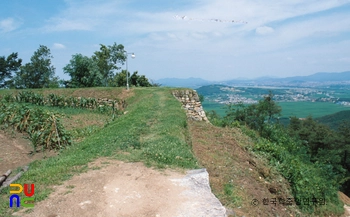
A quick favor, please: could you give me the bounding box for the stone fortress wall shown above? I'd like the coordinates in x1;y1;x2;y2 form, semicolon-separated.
172;90;209;122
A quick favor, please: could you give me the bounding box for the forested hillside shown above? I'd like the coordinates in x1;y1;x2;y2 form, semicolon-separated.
316;110;350;130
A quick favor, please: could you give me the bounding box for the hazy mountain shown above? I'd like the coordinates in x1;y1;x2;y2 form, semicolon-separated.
195;84;229;95
156;71;350;87
223;71;350;85
156;77;211;88
280;71;350;82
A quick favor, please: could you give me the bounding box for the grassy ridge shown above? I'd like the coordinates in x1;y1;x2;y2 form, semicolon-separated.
0;87;198;216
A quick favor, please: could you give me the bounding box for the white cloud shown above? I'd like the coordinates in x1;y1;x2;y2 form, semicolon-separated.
41;0;349;42
45;18;94;31
33;0;350;79
255;26;274;35
43;1;124;32
0;18;21;33
339;57;350;62
53;43;66;49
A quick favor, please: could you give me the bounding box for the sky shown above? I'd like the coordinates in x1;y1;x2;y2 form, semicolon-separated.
1;0;350;81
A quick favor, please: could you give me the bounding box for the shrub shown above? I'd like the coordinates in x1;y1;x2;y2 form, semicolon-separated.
248;125;343;214
0;102;72;151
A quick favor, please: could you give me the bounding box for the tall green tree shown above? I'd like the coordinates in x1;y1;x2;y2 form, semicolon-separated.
13;45;58;88
63;54;102;87
338;121;350;168
0;52;22;88
338;121;350;195
130;71;152;87
224;91;281;134
287;116;347;192
92;43;126;86
260;91;282;123
109;70;152;87
109;70;128;87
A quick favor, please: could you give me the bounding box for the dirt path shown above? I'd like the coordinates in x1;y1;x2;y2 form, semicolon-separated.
0;131;55;174
13;158;227;217
345;205;350;217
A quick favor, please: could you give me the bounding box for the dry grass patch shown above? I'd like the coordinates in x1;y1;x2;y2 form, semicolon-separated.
339;192;350;206
189;121;300;217
62;113;107;131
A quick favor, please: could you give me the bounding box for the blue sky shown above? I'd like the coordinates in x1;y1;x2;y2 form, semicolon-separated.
1;0;350;81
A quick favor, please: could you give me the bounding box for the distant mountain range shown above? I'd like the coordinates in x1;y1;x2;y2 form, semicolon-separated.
156;71;350;87
155;77;211;88
282;71;350;82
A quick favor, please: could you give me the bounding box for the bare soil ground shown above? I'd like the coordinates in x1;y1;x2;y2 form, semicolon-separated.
188;121;298;217
0;131;56;174
188;121;350;217
13;159;226;217
339;192;350;216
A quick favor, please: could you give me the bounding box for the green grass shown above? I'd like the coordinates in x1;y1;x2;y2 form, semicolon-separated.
222;182;242;207
0;87;198;217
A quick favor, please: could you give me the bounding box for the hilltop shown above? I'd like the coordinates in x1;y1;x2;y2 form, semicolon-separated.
0;87;349;216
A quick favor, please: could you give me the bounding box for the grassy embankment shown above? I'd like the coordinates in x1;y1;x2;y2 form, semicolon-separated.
0;87;198;216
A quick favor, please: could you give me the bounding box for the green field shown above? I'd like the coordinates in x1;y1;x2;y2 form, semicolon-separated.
202;101;350;119
278;101;350;118
201;101;227;117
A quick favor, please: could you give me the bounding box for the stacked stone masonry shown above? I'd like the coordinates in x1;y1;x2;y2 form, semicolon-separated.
74;97;127;110
172;90;209;122
96;98;127;110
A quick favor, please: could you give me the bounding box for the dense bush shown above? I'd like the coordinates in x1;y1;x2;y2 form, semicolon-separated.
248;124;343;214
1;91;122;117
0;102;72;151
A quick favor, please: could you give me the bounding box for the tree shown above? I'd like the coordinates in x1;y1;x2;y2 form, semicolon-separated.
63;54;102;88
337;121;350;195
198;94;204;103
92;43;126;86
223;91;281;134
13;45;57;88
130;71;139;86
130;71;151;87
110;70;152;87
259;91;282;123
109;70;128;87
149;79;162;87
287;116;347;186
137;75;152;87
0;52;22;88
